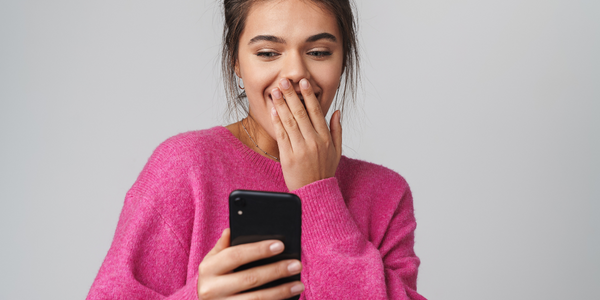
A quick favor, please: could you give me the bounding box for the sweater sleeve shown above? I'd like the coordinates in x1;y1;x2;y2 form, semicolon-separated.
87;137;200;300
293;177;426;300
86;195;199;300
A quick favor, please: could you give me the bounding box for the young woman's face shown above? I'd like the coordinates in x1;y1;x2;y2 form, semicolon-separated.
236;0;344;139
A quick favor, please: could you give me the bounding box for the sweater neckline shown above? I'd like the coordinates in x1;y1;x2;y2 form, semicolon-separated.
213;126;287;189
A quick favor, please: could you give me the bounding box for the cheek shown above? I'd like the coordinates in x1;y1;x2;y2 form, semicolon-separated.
242;64;278;98
314;60;342;87
312;65;343;108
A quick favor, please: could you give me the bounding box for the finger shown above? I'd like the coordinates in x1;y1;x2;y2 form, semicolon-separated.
274;79;305;143
300;78;329;135
228;281;305;300
216;260;303;296
270;105;293;155
282;78;317;136
330;110;343;158
204;240;285;275
205;228;230;258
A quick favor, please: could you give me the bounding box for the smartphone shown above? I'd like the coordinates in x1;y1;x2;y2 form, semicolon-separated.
229;189;302;299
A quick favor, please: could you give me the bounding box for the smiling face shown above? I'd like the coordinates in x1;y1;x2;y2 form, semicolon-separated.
235;0;344;140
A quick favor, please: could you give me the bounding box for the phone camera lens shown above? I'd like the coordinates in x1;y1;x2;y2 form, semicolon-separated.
234;197;246;207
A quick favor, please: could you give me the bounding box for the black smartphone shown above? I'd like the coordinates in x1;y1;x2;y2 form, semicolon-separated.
229;189;302;299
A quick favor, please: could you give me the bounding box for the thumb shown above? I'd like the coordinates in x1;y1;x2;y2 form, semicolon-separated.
206;228;230;258
330;110;342;157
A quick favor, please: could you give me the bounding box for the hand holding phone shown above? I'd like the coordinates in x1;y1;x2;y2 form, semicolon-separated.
196;229;304;300
196;190;303;300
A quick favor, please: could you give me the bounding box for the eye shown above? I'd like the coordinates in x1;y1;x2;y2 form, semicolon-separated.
256;51;279;58
308;51;332;58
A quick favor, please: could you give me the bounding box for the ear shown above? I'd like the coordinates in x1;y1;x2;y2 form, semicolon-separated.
234;60;241;78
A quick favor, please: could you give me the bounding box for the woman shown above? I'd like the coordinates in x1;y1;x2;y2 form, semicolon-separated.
87;0;426;299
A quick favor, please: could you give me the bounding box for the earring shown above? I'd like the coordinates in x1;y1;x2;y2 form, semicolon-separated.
237;76;245;90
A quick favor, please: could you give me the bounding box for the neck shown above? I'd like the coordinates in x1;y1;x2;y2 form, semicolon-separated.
228;115;280;161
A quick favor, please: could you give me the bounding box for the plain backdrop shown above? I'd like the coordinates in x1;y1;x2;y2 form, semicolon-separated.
1;0;598;299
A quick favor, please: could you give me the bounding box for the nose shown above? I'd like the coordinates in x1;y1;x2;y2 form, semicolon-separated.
280;51;310;88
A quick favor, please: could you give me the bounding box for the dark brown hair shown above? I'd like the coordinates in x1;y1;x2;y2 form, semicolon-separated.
221;0;360;121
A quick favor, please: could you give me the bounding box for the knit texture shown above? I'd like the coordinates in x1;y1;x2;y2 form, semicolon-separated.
87;126;426;299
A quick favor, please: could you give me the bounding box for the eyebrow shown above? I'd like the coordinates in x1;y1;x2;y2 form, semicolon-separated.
248;32;337;45
248;35;286;45
306;32;337;43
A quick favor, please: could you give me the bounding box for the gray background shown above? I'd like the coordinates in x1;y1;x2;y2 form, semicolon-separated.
1;0;598;299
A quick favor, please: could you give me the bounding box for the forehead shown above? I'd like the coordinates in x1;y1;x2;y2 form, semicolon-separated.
242;0;340;41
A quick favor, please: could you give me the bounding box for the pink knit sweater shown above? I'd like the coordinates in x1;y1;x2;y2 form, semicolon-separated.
87;126;426;299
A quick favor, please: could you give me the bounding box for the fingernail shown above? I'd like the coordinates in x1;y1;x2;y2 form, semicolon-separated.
270;241;283;253
272;89;282;99
288;261;301;273
280;78;290;89
300;79;309;89
271;107;278;116
291;283;304;295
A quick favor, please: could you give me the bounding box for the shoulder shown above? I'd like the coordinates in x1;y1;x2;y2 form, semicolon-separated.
146;126;233;167
153;126;231;157
336;156;410;193
129;127;232;192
